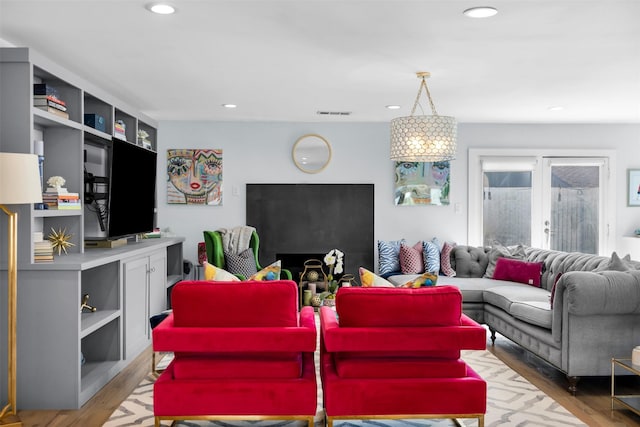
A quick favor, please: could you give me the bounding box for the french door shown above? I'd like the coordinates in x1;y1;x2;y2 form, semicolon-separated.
469;150;613;255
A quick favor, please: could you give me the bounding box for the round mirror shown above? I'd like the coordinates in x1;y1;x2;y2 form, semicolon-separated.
292;134;332;174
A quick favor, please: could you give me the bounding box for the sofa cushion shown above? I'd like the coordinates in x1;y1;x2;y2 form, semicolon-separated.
508;301;552;329
359;267;394;287
248;260;281;281
401;271;438;288
333;354;467;379
336;285;462;327
450;245;490;278
440;241;457;277
484;244;525;278
399;241;424;274
378;239;405;276
172;352;302;379
492;257;544;287
482;284;550;315
422;240;441;274
224;248;258;278
203;261;241;282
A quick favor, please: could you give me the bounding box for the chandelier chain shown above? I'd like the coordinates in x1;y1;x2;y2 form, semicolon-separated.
410;77;438;116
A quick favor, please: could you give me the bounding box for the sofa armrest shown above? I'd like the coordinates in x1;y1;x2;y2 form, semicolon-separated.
320;307;486;352
552;270;640;341
153;313;316;353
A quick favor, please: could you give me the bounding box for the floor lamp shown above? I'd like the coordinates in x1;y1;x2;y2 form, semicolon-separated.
0;153;42;427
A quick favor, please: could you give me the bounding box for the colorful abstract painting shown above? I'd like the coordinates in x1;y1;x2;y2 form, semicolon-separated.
394;161;450;206
167;149;222;205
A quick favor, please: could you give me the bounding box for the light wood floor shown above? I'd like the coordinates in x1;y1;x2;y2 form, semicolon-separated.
15;334;640;427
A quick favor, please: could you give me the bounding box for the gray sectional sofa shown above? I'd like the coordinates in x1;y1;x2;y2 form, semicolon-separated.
388;245;640;394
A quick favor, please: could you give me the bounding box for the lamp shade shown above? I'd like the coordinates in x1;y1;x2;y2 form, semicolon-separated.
390;115;457;162
0;153;43;204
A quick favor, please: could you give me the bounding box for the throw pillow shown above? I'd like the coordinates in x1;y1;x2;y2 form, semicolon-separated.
203;261;241;282
440;241;457;277
422;240;440;274
492;257;544;287
359;267;394;287
224;248;258;279
249;260;281;281
550;272;563;309
596;251;632;272
399;241;424;274
378;239;405;276
402;271;438;288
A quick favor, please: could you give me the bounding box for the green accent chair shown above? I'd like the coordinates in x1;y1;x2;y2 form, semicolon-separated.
203;230;292;280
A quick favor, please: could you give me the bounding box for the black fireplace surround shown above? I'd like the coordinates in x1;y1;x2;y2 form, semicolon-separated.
246;184;374;281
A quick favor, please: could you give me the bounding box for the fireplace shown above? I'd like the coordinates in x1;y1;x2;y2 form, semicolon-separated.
246;184;374;279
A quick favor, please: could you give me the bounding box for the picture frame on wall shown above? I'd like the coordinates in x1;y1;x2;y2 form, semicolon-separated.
628;169;640;206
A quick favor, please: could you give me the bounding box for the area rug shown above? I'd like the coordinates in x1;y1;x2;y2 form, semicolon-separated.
105;347;586;427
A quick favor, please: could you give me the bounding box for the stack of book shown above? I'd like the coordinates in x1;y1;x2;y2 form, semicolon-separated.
42;187;81;210
33;84;69;120
114;120;127;140
33;232;54;263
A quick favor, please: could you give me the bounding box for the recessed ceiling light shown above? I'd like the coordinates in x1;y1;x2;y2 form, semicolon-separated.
146;3;176;14
548;106;564;111
463;7;498;18
222;104;237;109
386;105;401;110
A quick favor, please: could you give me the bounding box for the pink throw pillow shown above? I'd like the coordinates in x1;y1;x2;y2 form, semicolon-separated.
440;241;457;277
493;257;543;287
399;241;424;274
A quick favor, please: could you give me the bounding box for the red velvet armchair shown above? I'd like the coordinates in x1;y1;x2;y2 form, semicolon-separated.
152;280;317;427
320;285;487;427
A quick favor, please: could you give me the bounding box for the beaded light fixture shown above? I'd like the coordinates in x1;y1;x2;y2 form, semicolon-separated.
390;72;457;162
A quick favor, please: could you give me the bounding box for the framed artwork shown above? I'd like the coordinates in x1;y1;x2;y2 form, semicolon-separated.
394;161;450;205
167;148;223;205
628;169;640;206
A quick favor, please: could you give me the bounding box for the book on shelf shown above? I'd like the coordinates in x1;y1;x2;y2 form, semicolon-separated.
33;98;67;112
46;187;69;194
35;105;69;120
33;94;66;106
33;240;54;263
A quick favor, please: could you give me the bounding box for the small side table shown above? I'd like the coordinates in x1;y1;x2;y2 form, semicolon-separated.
611;358;640;417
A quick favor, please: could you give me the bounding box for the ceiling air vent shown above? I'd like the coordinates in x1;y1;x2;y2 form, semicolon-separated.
316;111;352;116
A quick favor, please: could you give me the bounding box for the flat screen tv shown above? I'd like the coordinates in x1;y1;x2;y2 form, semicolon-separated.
107;139;157;239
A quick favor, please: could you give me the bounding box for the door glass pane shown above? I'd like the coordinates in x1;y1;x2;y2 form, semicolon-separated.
483;171;532;246
550;165;599;253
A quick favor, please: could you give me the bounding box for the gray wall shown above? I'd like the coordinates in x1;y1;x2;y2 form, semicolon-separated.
157;121;640;268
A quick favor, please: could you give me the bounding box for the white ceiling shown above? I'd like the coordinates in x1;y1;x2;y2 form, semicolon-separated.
1;0;639;124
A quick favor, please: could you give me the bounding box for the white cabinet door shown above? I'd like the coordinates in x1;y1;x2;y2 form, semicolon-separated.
148;251;167;338
123;256;149;360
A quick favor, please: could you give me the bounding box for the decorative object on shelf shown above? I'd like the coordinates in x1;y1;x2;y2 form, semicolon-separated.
114;119;127;140
323;293;336;306
324;248;344;293
310;294;322;307
0;152;43;426
167;149;223;205
48;227;75;255
84;113;106;132
394;160;450;205
300;259;325;286
46;175;66;190
338;273;357;287
80;294;97;313
390;71;457;162
628;169;640;207
137;129;152;149
303;289;313;306
292;134;332;174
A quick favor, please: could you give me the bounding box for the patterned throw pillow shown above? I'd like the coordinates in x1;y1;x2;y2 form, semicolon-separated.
378;239;405;276
402;271;438;288
224;248;258;279
440;241;457;277
422;240;441;274
399;241;424;274
359;267;395;287
203;261;241;282
249;260;281;281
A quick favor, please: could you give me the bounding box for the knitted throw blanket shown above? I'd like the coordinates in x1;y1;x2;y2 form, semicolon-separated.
218;225;256;254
